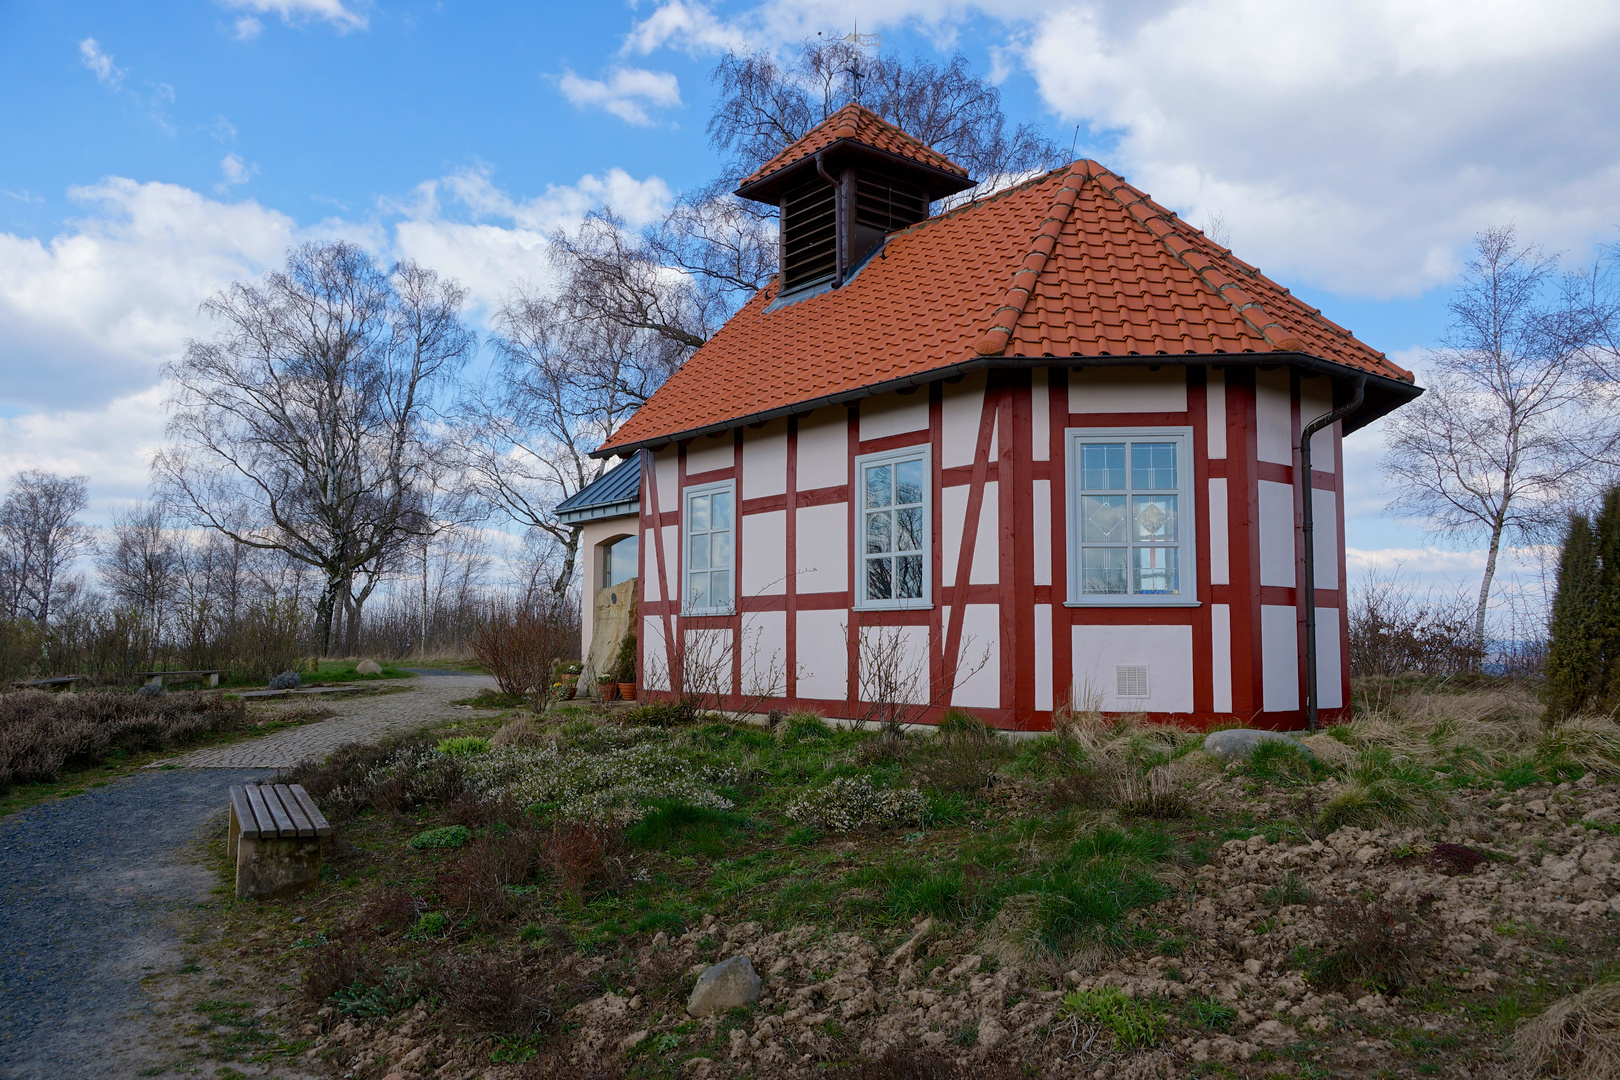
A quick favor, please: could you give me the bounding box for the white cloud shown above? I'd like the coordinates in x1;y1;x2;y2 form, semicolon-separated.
220;0;368;34
233;16;264;39
623;1;748;55
558;67;683;126
218;153;256;189
78;38;125;89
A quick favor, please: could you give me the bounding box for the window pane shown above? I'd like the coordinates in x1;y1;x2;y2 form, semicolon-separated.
1133;547;1179;594
607;536;637;586
865;463;892;509
689;535;709;570
712;492;732;529
1081;495;1127;542
1131;443;1177;490
866;556;893;600
896;507;922;552
895;459;925;505
689;494;709;531
1132;495;1178;541
709;570;731;609
896;555;923;598
865;510;893;554
1081;443;1126;490
710;531;731;570
688;573;709;610
1080;547;1128;594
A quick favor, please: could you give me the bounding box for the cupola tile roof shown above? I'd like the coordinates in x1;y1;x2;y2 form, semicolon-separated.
599;158;1417;456
736;102;971;195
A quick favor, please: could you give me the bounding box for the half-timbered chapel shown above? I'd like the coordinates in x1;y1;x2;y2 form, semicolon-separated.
572;103;1421;731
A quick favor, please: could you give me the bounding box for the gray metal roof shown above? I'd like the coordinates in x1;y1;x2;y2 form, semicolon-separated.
555;454;640;524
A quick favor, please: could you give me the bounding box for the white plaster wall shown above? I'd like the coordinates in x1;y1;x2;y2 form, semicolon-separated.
1034;604;1053;711
1071;624;1194;713
941;375;987;468
743;420;788;499
1033;479;1052;587
641;615;671;690
796;410;847;490
1315;607;1343;710
796;608;848;701
1208;478;1230;586
683;627;734;695
741;610;788;698
795;502;847;595
742;510;787;597
941;483;999;585
1256;369;1293;465
1069;367;1187;413
1300;378;1336;472
685;435;734;476
641;527;661;602
952;604;1001;709
654;450;679;512
858;623;930;706
661;524;680;608
1261;604;1300;712
1211;604;1233;713
1258;480;1295;587
1032;369;1050;461
1312;487;1339;590
1207;370;1227;458
860;392;929;440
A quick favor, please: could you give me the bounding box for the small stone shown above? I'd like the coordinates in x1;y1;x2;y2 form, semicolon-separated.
687;956;762;1017
620;1030;649;1052
977;1016;1008;1050
356;659;383;675
1203;728;1312;763
1243;958;1264;976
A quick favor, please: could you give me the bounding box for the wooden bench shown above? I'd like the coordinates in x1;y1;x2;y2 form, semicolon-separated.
12;675;83;693
140;669;226;689
227;783;333;900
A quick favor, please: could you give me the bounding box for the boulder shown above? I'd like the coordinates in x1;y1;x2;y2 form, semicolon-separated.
356;659;383;675
268;670;302;690
1202;728;1312;763
135;681;166;698
686;956;761;1017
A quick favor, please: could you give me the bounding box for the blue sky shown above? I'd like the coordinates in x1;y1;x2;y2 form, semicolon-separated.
2;0;1617;621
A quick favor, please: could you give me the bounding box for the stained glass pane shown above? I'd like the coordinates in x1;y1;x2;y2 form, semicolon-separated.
1080;547;1128;594
1133;547;1178;594
1132;496;1177;541
896;555;923;598
896;507;922;552
866;510;893;554
865;463;892;509
709;570;732;609
688;573;709;610
1131;443;1176;490
689;535;709;570
712;492;732;529
896;459;925;505
867;557;893;600
689;493;709;531
1081;443;1126;490
1081;495;1127;542
710;532;731;570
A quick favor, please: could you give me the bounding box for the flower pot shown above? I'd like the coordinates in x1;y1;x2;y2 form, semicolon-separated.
617;682;635;702
599;681;618;701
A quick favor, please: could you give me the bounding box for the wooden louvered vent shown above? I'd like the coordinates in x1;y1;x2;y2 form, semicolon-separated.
781;179;838;293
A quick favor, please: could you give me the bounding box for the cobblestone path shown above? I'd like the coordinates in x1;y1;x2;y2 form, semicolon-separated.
154;672;500;769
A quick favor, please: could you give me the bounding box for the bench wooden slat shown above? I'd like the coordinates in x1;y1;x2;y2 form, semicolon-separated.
243;784;277;838
274;784;315;837
229;786;256;838
288;784;333;837
258;784;297;837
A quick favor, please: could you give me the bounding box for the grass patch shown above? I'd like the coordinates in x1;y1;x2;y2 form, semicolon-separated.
409;825;472;850
625;799;751;858
1062;986;1167;1048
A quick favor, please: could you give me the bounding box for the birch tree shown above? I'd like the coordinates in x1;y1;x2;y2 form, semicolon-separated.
0;469;92;629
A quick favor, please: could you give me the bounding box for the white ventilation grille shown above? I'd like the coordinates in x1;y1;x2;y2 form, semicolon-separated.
1116;664;1150;699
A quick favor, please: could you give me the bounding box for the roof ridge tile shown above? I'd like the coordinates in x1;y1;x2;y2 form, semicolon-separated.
974;165;1089;357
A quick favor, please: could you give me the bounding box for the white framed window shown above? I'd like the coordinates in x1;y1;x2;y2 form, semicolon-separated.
1066;427;1197;606
854;445;931;610
683;480;734;614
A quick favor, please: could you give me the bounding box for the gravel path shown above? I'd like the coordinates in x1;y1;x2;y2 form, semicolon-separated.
0;672;502;1078
154;673;498;768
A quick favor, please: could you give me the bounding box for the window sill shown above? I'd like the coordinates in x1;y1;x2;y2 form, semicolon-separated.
681;609;737;618
853;602;936;613
1064;599;1202;608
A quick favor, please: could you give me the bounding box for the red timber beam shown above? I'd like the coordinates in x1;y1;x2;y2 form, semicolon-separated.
1224;368;1264;716
1048;368;1071;715
998;370;1036;726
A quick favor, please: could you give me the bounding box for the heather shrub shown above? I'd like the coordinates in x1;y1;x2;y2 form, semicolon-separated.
463;739;737;825
785;776;928;831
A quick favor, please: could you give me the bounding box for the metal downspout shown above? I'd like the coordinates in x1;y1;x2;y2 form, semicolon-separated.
814;151;843;287
1300;374;1365;732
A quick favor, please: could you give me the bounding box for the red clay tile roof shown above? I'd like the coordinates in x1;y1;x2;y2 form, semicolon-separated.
601;160;1414;453
738;103;970;190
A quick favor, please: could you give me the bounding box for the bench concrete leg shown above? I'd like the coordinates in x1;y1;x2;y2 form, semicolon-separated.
235;835;322;900
208;673;219;688
145;674;162;688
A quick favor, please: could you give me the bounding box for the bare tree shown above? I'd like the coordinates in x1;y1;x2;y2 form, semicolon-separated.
0;469;92;629
1383;226;1601;653
98;501;178;660
452;287;649;602
155;241;474;655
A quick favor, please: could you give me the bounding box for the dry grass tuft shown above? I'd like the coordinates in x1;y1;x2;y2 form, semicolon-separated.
491;717;546;748
1515;979;1620;1080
